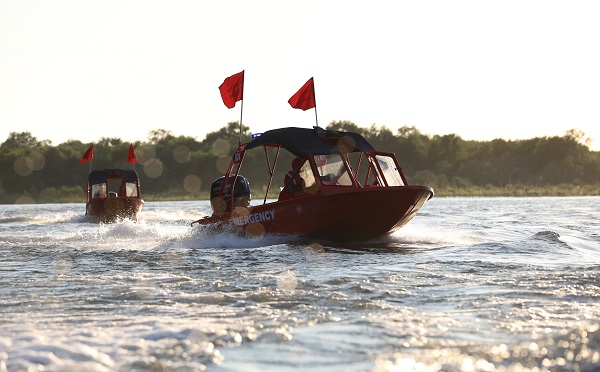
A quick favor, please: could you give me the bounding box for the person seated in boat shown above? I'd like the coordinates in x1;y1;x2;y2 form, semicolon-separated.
284;158;305;192
92;184;107;198
278;158;307;201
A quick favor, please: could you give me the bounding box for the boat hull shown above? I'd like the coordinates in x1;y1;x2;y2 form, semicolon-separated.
196;186;433;240
86;197;144;223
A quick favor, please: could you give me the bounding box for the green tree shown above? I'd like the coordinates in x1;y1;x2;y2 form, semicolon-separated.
2;123;600;204
0;132;51;148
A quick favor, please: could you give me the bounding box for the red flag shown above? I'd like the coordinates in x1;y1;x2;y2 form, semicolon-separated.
126;144;138;164
219;71;244;108
288;77;316;111
80;144;94;164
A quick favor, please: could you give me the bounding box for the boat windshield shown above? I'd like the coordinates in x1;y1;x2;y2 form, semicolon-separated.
376;155;404;186
125;182;138;197
299;161;316;189
92;183;107;198
314;154;353;186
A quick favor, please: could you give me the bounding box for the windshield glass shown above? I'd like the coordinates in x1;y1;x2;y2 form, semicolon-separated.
375;155;404;186
125;182;138;197
314;154;353;186
298;161;316;189
91;183;107;198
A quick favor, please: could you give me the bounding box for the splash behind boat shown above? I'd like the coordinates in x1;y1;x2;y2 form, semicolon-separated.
192;126;433;240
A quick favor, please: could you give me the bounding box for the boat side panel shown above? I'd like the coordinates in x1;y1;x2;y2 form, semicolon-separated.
199;186;432;239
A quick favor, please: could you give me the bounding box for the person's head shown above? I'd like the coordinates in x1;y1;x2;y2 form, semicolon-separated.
292;158;303;170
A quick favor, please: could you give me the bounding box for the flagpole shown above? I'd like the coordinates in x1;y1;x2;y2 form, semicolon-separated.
238;70;245;146
239;98;244;146
313;77;319;127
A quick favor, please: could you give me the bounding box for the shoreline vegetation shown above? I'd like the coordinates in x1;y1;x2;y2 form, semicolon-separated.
2;122;600;205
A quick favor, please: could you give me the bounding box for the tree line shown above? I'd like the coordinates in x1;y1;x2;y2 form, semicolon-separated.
1;121;599;204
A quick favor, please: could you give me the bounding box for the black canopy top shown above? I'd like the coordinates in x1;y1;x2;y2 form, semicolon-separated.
88;169;139;184
243;127;375;158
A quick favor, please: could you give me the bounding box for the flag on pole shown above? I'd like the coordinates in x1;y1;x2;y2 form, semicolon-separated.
80;145;94;164
219;71;244;108
126;144;138;164
288;77;316;111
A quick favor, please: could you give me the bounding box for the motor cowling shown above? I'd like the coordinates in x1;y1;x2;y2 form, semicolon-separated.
210;175;251;214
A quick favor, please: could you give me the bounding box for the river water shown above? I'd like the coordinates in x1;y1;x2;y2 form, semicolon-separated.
1;197;599;371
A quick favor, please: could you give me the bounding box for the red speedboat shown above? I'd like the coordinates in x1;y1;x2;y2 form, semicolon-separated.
86;169;144;222
192;127;433;240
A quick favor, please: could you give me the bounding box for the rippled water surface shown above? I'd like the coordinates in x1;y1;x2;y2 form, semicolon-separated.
1;197;599;371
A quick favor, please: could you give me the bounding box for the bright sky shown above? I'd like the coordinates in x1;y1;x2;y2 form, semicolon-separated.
1;1;599;150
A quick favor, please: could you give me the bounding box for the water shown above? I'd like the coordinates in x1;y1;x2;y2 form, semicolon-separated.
1;197;599;371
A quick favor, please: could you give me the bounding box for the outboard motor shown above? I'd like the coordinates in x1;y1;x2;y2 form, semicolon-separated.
210;175;251;214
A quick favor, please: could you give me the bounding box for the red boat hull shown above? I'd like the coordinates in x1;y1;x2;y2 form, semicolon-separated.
196;186;433;240
86;197;144;222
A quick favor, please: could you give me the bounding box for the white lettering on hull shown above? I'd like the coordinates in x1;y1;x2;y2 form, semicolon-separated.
229;210;275;227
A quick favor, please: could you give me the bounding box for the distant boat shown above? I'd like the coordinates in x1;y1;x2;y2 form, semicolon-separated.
191;126;433;240
86;169;144;222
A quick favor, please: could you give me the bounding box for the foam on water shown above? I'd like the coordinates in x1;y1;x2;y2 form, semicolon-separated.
94;219;185;240
0;210;81;225
388;223;485;247
1;198;600;371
